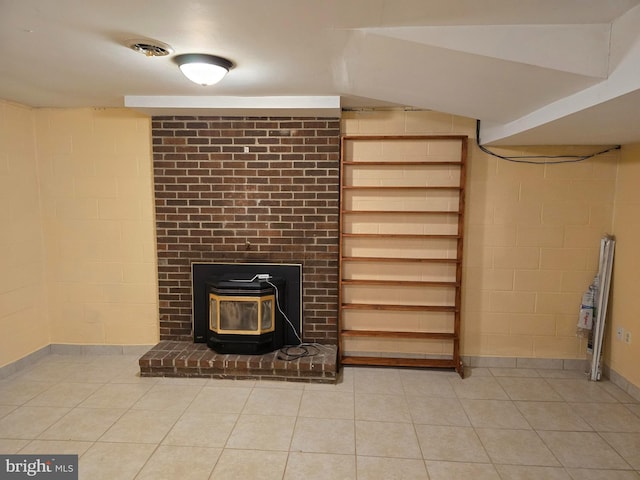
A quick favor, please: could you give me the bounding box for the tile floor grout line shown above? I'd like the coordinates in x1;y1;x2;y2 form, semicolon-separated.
115;374;207;479
593;429;636;471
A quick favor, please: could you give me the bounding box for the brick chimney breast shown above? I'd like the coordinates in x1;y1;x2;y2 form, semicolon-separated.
151;116;341;345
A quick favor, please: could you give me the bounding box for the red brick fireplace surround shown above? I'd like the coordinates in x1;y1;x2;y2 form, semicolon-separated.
138;116;340;382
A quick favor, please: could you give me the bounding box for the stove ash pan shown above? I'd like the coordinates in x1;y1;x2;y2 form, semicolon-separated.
206;275;286;355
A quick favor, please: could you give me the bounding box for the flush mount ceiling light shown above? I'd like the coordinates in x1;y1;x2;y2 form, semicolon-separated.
173;54;233;86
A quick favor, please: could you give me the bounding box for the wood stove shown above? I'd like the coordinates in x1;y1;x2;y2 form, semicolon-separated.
206;275;286;354
192;263;302;351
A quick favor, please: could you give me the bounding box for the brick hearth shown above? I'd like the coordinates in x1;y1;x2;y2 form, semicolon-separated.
139;341;338;383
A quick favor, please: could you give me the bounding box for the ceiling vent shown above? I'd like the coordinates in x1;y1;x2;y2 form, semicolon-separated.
126;39;173;57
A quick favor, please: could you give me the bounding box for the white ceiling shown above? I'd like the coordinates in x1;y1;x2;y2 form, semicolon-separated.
2;0;640;145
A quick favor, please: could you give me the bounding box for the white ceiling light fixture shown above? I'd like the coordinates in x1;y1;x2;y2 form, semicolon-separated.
174;54;233;86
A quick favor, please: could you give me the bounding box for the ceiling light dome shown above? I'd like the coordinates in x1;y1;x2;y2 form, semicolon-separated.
174;54;233;86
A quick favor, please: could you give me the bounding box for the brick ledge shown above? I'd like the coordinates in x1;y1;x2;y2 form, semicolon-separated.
138;340;338;384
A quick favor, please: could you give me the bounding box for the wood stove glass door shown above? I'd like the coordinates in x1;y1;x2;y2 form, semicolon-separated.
209;294;275;335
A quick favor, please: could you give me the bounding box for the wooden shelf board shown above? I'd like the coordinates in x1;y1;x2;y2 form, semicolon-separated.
341;279;458;287
341;134;469;141
342;256;460;264
342;161;462;166
342;210;460;215
341;303;457;312
341;330;455;340
342;233;460;239
343;185;461;190
341;355;458;369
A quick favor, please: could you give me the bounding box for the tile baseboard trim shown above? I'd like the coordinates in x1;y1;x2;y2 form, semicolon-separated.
50;344;155;356
461;355;588;371
602;364;640;402
0;344;155;380
0;345;51;380
463;355;640;401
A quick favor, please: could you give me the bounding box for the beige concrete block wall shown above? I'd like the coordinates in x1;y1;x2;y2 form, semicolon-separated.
34;108;158;346
343;109;619;360
609;144;640;387
0;100;50;367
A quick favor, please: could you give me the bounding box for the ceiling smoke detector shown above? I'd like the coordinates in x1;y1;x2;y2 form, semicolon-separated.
126;39;174;57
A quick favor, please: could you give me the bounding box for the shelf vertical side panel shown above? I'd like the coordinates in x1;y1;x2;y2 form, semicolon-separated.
454;137;468;375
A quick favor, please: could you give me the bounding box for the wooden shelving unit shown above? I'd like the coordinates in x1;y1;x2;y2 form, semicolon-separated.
339;135;468;377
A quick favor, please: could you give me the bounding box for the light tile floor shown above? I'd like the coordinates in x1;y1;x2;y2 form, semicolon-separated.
0;354;639;479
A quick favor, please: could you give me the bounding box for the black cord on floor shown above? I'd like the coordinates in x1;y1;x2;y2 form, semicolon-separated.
277;343;321;361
